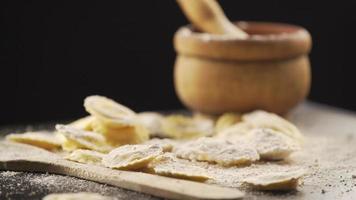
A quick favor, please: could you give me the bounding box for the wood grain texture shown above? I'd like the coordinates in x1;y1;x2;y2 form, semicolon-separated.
0;142;244;200
176;0;248;37
173;22;312;115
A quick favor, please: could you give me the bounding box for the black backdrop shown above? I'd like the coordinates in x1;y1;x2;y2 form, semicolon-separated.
2;0;356;124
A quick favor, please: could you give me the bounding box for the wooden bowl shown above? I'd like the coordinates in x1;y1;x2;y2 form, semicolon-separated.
174;21;312;115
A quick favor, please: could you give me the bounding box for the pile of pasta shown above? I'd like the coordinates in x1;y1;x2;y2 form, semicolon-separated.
5;95;306;191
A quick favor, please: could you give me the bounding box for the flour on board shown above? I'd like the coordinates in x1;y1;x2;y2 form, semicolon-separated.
43;192;115;200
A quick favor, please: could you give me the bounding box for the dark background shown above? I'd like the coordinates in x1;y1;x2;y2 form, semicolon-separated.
1;1;356;125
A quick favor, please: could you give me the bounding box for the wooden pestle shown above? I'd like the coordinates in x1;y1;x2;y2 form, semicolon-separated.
176;0;248;38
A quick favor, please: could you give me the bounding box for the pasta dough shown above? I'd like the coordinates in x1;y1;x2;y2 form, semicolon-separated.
174;137;259;166
215;113;242;132
161;115;214;139
217;110;303;143
84;96;149;146
242;169;305;191
69;116;95;131
6;132;62;150
56;125;112;153
143;138;176;152
246;128;300;160
65;149;105;165
242;110;304;142
147;153;210;182
102;144;163;170
91;120;149;146
84;95;136;128
137;112;165;138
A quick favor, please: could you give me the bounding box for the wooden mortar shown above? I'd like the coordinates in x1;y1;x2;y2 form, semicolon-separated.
174;21;312;115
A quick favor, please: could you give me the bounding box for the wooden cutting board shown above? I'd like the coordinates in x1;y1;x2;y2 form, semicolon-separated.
1;102;356;200
0;141;244;200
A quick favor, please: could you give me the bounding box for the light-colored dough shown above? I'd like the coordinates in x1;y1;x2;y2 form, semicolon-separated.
242;110;304;142
69;116;95;131
216;122;251;140
42;192;113;200
242;169;305;191
147;153;211;182
215;113;242;132
174;137;259;166
143;138;176;152
137;112;166;138
65;149;105;165
84;95;136;128
91;120;149;146
6;132;62;150
161;115;214;139
56;125;112;152
217;110;304;143
102;144;163;170
246;128;300;160
83;96;149;146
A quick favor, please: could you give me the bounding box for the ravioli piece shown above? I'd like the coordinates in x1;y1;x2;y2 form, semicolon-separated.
192;112;217;121
246;128;300;160
143;138;176;152
242;169;305;191
216;122;251;140
69;116;95;131
56;125;112;152
174;137;259;166
137;112;166;138
242;110;304;142
161;115;214;139
84;95;136;128
43;192;113;200
65;149;105;165
216;110;303;143
84;96;149;146
102;144;163;170
91;120;149;146
6;131;62;150
147;153;210;182
215;113;242;133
